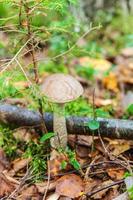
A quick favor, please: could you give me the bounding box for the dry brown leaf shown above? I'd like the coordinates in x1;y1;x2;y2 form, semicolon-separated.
103;72;119;92
94;98;113;107
94;138;109;154
92;180;114;199
0;173;17;198
59;196;72;200
46;192;60;200
84;178;102;194
79;57;111;72
113;192;128;200
103;188;120;200
13;128;39;143
0;148;9;172
85;178;119;199
9;158;31;176
49;151;70;177
13;81;30;89
76;145;89;158
117;62;133;84
109;140;131;156
17;185;41;200
106;168;125;180
36;181;56;193
56;174;84;198
68;135;93;147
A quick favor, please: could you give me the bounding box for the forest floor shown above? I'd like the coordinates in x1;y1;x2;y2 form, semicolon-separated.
0;6;133;199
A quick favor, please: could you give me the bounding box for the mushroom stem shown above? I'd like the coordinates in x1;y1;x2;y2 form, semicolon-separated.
51;104;67;149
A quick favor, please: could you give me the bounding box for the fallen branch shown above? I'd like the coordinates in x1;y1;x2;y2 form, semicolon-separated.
0;104;133;140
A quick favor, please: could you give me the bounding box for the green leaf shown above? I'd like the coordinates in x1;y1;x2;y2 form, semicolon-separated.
127;104;133;116
87;120;100;130
70;158;80;170
124;172;133;178
40;132;55;142
61;160;67;169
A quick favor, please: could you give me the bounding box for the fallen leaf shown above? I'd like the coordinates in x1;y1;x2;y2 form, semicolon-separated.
117;63;133;84
0;148;9;172
56;174;84;198
13;81;30;89
0;173;17;198
103;72;119;92
13;128;38;143
79;57;111;72
113;192;128;200
85;178;102;194
36;181;56;193
106;168;125;180
59;196;72;200
92;180;115;199
109;140;132;156
47;192;60;200
94;98;113;107
9;158;31;176
76;145;89;158
68;135;93;147
17;185;41;200
49;151;69;177
103;188;120;200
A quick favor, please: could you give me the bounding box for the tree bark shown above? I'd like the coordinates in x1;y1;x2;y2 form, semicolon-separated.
70;0;133;23
0;104;133;140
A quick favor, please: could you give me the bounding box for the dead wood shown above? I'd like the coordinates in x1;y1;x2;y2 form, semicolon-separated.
0;104;133;140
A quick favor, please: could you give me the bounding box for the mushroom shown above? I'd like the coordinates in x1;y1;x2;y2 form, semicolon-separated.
41;73;84;149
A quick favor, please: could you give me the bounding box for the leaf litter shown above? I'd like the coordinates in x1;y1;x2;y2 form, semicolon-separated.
0;31;133;200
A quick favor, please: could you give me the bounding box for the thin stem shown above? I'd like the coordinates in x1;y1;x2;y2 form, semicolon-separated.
24;0;39;84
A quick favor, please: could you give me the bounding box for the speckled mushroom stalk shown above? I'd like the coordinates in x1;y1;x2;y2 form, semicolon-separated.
52;104;67;149
41;73;83;149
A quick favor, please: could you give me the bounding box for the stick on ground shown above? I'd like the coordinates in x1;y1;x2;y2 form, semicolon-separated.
0;104;133;140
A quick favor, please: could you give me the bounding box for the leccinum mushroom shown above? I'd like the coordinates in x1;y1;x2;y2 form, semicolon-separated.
41;73;83;149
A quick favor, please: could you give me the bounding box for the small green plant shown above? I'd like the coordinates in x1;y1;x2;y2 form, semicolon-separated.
0;125;19;158
124;172;133;178
61;160;67;170
87;119;100;130
24;142;48;181
128;186;133;200
127;104;133;116
0;75;21;100
66;148;80;170
40;132;55;143
76;65;95;80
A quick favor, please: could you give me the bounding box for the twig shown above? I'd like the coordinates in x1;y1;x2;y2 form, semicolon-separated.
43;160;51;200
84;155;100;181
33;24;101;63
15;58;33;86
6;168;31;199
0;37;32;74
86;179;124;198
19;0;23;27
24;0;39;84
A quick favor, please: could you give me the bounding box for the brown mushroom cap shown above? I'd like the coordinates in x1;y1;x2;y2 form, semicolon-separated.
41;73;83;103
